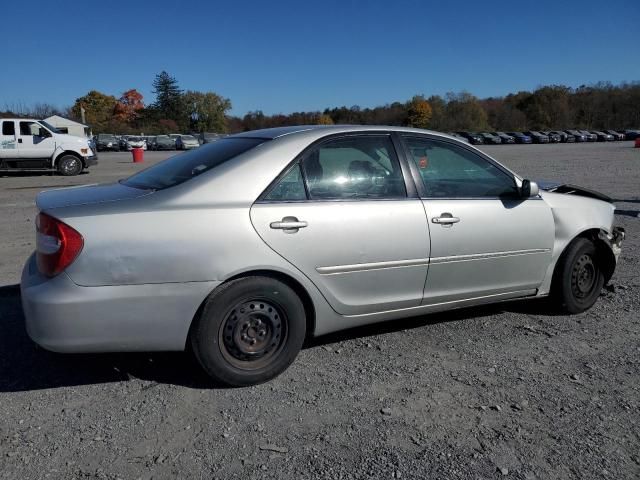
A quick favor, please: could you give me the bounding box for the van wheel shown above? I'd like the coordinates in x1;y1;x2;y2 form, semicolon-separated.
552;237;604;313
57;155;83;176
191;276;306;387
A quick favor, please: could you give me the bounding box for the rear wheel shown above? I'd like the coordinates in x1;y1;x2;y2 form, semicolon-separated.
57;155;83;176
191;276;306;387
552;238;604;313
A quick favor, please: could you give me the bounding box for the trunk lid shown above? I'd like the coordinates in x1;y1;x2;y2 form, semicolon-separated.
36;182;152;211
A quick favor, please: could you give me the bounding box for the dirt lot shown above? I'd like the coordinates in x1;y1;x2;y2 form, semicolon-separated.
0;143;638;479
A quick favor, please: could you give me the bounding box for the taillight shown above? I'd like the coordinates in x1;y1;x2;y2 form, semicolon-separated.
36;213;84;277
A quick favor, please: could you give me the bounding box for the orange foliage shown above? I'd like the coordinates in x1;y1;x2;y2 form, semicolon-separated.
114;89;144;123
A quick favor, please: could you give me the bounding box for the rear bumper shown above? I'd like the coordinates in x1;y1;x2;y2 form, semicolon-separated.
20;254;220;353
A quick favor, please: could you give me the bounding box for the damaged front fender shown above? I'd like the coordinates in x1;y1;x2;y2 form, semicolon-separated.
601;227;626;263
537;181;614;203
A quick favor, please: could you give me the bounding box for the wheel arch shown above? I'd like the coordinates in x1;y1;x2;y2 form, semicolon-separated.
552;228;617;289
186;269;317;349
53;150;85;168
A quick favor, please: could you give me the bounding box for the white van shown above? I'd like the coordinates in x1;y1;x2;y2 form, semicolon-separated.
0;118;97;176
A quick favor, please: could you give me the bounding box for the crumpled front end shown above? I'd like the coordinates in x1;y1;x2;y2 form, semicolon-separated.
602;227;625;262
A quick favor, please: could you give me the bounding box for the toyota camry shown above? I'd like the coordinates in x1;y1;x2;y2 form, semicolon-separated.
21;126;625;386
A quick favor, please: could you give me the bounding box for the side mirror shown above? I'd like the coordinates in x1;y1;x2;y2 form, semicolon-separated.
38;128;51;138
520;179;539;198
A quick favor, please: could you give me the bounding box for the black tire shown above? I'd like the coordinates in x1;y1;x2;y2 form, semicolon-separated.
552;237;604;314
57;155;83;176
191;276;306;387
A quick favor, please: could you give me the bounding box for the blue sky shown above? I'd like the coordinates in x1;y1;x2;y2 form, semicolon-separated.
2;0;639;116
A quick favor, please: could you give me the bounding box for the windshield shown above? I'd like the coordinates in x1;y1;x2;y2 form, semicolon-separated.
181;135;196;141
129;137;143;141
38;120;61;134
122;138;266;190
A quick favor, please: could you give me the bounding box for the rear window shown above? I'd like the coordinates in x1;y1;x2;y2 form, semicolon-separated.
122;138;266;190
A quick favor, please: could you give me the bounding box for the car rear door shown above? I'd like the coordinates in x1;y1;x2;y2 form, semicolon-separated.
17;121;55;159
250;133;430;316
400;134;554;305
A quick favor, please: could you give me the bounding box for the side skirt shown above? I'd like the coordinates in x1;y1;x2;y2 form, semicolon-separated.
314;289;539;336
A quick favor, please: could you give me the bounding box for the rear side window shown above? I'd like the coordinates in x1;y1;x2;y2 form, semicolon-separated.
263;164;307;201
2;121;15;135
122;138;266;190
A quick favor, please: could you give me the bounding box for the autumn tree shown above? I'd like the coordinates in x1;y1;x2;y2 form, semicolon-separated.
317;114;334;125
71;90;118;131
406;95;432;128
114;89;144;123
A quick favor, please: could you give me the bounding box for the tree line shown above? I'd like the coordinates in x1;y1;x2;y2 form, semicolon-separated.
2;77;639;135
2;71;231;135
235;82;640;133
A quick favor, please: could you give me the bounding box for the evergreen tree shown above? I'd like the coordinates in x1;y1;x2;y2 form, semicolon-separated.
152;71;183;122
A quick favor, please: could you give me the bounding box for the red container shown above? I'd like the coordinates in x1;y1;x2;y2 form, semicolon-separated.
132;147;144;163
635;138;640;148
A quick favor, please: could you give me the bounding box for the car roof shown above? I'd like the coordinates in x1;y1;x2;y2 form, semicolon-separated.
0;118;39;122
229;124;460;142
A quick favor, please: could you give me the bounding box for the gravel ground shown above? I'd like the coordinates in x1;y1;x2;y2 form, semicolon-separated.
0;143;638;479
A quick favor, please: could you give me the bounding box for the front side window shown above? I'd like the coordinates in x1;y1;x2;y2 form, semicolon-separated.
300;136;406;200
19;121;39;136
38;121;60;133
404;136;518;198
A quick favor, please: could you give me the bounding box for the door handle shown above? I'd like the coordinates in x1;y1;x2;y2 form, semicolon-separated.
432;213;460;227
18;139;22;143
270;216;308;233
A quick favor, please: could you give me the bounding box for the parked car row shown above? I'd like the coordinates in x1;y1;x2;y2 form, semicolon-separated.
452;129;640;145
93;132;228;152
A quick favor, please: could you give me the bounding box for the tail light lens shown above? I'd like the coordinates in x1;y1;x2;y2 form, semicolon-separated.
36;213;84;277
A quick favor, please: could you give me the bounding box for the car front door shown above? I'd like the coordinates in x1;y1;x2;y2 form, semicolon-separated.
0;120;18;159
401;135;555;305
250;133;430;316
17;121;55;159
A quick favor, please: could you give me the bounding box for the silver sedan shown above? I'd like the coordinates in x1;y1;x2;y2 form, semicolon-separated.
21;126;625;386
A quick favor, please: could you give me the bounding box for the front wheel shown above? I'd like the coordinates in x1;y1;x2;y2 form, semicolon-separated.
552;238;604;313
57;155;83;176
191;276;307;387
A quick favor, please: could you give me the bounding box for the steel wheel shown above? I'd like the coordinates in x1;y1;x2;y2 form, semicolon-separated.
219;299;288;370
552;237;604;314
571;254;597;299
191;276;306;387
